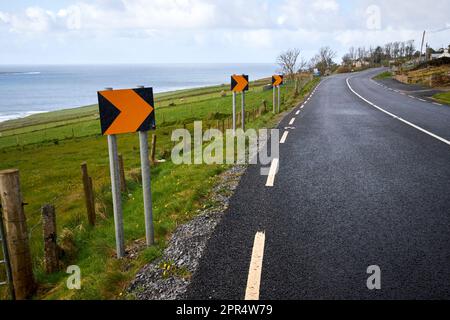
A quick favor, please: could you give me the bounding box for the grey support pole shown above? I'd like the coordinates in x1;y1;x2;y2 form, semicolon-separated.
241;91;245;131
137;86;154;247
105;88;125;259
139;131;154;246
278;86;281;113
232;91;237;134
273;86;276;114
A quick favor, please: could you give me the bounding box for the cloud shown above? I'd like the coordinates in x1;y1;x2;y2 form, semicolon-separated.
0;0;274;34
277;0;346;31
312;0;339;12
0;0;449;64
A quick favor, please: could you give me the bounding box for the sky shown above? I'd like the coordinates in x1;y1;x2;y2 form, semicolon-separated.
0;0;449;65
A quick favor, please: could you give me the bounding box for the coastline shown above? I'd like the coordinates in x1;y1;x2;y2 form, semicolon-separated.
0;63;276;125
0;84;204;125
0;76;271;128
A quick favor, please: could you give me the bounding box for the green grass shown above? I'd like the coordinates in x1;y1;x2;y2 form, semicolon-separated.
433;91;450;105
0;76;318;300
374;71;392;80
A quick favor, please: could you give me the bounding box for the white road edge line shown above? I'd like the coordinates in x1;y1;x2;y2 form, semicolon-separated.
419;98;426;102
280;131;289;144
433;102;443;106
265;158;279;187
346;77;450;147
289;118;296;125
245;231;266;301
295;110;300;115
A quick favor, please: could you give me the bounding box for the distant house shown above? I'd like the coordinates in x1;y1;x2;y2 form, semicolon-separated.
431;49;450;60
353;60;370;68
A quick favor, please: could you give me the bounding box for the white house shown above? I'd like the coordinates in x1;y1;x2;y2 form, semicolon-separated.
431;49;450;60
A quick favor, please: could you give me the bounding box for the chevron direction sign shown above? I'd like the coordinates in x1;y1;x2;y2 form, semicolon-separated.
231;74;249;92
97;87;156;135
272;75;284;87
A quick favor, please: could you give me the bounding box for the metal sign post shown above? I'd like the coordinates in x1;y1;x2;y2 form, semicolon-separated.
108;134;125;258
103;87;125;259
232;91;237;135
273;86;276;114
241;91;246;131
278;85;281;113
98;86;156;258
137;86;154;246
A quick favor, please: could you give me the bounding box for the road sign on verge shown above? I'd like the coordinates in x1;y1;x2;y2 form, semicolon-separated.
272;75;284;87
98;88;156;135
231;75;249;92
272;75;283;113
97;87;156;259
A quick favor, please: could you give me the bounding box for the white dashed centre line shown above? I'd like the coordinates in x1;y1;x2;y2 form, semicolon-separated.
280;131;289;144
265;158;279;187
419;98;426;102
289;118;296;125
245;231;266;301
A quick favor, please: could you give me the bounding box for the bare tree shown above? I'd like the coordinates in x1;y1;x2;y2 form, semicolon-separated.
349;47;356;60
297;56;307;72
384;43;393;59
313;47;337;75
393;42;400;59
405;40;415;58
342;53;353;66
277;49;300;79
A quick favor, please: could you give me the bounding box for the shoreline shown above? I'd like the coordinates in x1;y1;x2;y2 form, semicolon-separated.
0;84;212;125
0;76;271;127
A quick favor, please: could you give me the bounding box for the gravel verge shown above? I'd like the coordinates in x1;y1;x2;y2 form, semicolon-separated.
128;165;246;300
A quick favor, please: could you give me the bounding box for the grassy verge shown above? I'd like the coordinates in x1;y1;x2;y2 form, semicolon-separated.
0;76;319;300
433;91;450;105
374;71;392;80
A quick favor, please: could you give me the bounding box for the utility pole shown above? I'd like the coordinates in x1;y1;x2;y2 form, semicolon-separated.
420;30;426;62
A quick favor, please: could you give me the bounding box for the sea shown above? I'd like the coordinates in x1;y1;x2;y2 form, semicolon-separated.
0;63;277;123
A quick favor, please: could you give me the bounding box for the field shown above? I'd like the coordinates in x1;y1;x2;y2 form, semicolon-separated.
433;91;450;105
374;71;392;80
0;76;319;300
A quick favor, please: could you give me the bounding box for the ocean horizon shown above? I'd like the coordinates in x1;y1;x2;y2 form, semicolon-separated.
0;63;277;123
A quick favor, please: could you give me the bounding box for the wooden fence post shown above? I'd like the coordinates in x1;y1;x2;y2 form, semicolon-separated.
150;134;157;165
89;177;95;215
81;163;96;226
42;204;59;274
118;154;127;193
0;169;36;300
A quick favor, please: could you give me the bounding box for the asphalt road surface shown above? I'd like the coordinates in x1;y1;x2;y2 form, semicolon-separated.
186;68;450;300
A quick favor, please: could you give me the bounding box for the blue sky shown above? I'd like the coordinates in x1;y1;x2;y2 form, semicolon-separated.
0;0;449;64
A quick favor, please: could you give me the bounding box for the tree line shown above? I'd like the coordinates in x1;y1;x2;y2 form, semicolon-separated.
277;47;337;79
277;40;420;79
342;40;417;66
